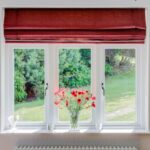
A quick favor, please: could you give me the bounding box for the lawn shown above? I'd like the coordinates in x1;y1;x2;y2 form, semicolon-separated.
15;99;92;122
109;112;136;122
15;71;136;122
59;107;92;122
15;99;45;121
105;70;136;122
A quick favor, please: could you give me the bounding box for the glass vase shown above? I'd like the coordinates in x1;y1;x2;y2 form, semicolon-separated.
69;111;80;130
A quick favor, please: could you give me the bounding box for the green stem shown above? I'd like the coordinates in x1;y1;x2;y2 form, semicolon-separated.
70;111;79;129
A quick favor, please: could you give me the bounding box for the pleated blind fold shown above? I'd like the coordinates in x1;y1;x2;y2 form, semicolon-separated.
4;8;146;43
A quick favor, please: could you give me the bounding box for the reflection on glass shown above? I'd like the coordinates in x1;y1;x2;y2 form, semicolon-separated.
14;49;44;122
105;49;136;123
58;48;92;122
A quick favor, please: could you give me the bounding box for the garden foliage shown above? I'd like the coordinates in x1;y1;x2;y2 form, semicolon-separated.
15;48;134;103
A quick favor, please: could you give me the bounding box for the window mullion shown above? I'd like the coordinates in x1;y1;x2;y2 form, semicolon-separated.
95;45;105;130
90;45;97;126
135;47;140;127
45;44;56;130
55;46;59;125
8;45;14;129
5;45;14;129
136;45;147;129
0;7;5;132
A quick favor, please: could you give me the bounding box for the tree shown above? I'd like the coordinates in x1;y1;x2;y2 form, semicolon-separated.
105;49;135;76
14;50;27;102
59;49;91;88
15;49;44;103
23;49;44;99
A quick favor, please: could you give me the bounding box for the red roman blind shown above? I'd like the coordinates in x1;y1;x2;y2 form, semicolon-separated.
4;8;146;43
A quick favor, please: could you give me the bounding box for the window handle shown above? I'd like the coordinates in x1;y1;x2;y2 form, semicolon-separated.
101;82;105;96
44;83;48;96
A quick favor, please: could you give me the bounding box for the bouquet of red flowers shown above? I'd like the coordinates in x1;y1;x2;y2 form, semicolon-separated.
54;88;96;128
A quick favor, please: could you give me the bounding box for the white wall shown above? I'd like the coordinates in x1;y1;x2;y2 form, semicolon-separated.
1;1;150;150
0;0;149;8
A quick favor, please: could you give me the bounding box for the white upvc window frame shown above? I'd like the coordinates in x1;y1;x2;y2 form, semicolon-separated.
53;44;97;130
5;44;50;130
2;43;148;132
99;44;149;131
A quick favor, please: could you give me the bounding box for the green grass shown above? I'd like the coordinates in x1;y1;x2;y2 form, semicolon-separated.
105;95;135;113
105;71;135;103
15;99;44;110
15;99;91;122
109;112;136;122
59;108;92;122
15;99;44;121
15;70;136;122
105;70;136;122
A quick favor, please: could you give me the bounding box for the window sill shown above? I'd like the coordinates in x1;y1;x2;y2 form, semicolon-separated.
1;128;148;134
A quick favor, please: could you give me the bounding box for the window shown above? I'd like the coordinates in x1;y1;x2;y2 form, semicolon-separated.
54;45;97;129
4;43;148;132
105;49;136;123
58;48;92;123
101;45;147;130
14;49;45;122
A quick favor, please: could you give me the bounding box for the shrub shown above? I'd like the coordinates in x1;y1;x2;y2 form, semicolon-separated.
105;63;113;76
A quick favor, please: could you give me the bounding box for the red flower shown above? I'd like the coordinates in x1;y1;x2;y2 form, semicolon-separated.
91;96;96;100
54;90;59;95
54;89;96;110
77;99;82;104
78;91;82;95
74;93;77;97
54;100;60;105
71;91;74;95
83;91;85;94
78;91;85;95
91;102;96;108
86;97;89;101
66;100;69;107
71;91;77;97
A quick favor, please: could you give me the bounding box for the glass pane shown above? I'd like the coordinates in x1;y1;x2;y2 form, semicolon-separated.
105;49;136;122
58;48;92;122
14;49;45;122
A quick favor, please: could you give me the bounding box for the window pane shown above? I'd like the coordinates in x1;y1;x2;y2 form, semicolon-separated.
105;49;136;122
14;49;45;122
58;48;92;122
